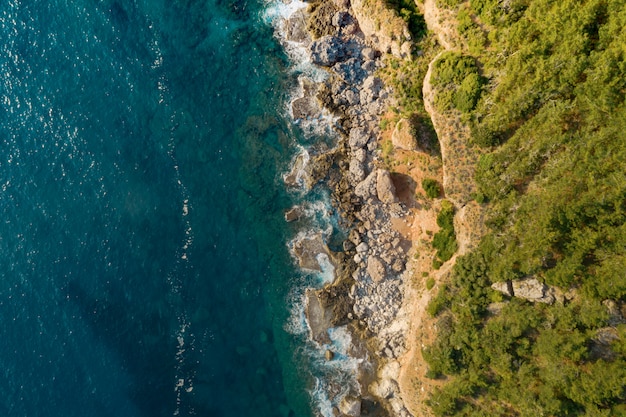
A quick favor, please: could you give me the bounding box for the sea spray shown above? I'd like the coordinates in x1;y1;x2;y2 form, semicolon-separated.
264;0;367;414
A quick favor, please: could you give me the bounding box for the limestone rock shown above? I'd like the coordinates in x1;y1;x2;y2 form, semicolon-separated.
491;278;555;304
349;127;371;150
292;233;329;271
310;35;359;66
349;158;366;184
305;289;333;345
367;256;386;282
325;350;335;361
284;206;303;222
491;281;514;297
512;278;554;303
359;76;383;104
376;170;398;204
339;396;361;417
391;118;417;150
355;170;378;200
334;58;366;84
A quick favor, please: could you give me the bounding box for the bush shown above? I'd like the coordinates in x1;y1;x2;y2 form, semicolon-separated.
426;277;436;290
431;52;485;113
432;200;458;263
423;178;441;198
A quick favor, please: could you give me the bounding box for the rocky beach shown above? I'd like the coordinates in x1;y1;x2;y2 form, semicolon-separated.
271;0;424;414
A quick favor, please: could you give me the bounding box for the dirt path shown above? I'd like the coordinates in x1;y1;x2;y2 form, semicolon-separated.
395;1;485;415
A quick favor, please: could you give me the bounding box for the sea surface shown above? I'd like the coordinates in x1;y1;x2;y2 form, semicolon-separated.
0;0;336;415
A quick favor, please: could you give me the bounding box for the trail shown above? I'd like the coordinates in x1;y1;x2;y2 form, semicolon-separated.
396;1;484;415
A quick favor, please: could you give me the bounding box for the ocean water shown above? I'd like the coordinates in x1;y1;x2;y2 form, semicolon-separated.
0;0;321;416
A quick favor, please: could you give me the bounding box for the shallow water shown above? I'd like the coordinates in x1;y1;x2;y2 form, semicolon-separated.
0;1;321;415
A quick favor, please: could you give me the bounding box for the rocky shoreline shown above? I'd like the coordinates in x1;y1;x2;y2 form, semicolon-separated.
276;1;417;415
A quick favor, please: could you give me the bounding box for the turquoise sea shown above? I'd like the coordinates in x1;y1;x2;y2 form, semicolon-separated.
0;0;326;415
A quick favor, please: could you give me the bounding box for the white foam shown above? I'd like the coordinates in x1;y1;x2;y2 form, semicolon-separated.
262;0;308;22
315;253;335;285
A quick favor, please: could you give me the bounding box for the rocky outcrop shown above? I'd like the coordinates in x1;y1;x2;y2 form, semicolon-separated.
292;233;331;272
391;118;418;151
491;277;572;304
279;0;415;415
376;169;398;204
349;0;413;58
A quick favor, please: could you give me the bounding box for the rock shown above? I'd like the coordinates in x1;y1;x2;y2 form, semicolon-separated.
339;396;361;417
283;9;310;43
361;47;377;61
349;158;366;183
391;118;418;150
344;88;360;105
310;35;358;66
332;11;354;28
367;256;386;282
376;170;398;204
359;76;383;104
292;233;330;271
512;278;554;303
334;58;367;84
283;152;308;188
491;278;555;303
355;171;377;200
354;148;366;163
325;350;335;361
349;127;371;150
356;242;368;253
371;378;397;399
361;59;376;72
305;289;333;345
284;206;303;222
491;281;514;297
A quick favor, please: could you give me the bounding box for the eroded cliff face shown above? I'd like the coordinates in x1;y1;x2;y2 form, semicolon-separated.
349;0;413;59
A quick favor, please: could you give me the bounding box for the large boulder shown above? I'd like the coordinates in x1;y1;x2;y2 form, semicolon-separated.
355;170;378;200
359;75;384;104
491;278;555;304
376;170;398;204
367;256;386;282
349;127;371;150
391;118;418;150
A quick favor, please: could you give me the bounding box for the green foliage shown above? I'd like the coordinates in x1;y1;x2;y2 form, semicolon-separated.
426;277;436;290
422;178;441;198
384;0;427;39
426;284;449;317
432;200;458;264
402;0;626;413
431;52;485;113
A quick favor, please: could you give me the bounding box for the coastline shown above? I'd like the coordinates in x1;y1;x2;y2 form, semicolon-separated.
267;0;423;415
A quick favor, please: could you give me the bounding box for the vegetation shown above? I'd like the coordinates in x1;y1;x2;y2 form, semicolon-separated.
384;0;427;39
418;0;626;415
432;200;457;267
430;51;485;114
422;178;441;198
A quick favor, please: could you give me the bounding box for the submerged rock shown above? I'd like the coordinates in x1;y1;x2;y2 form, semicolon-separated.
284;206;303;222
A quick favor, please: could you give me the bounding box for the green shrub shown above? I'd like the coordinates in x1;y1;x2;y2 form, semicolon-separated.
422;178;441;198
426;277;436;290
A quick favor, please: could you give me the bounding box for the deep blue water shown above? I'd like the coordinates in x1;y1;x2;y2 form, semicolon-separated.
0;1;310;415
